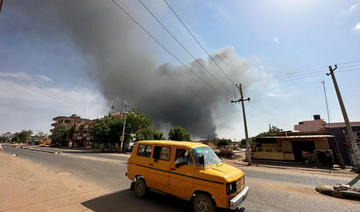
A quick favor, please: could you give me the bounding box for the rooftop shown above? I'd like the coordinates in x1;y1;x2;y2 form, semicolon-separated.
325;122;360;128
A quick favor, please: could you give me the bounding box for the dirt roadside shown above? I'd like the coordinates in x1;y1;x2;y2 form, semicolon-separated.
0;153;116;212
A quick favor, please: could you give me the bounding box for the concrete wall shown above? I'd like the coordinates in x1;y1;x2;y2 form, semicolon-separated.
283;153;295;160
314;139;329;150
253;152;284;160
282;140;292;153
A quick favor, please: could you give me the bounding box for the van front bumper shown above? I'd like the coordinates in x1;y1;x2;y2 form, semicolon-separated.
229;186;249;210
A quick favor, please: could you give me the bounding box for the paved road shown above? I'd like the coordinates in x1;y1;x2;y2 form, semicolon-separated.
3;145;360;212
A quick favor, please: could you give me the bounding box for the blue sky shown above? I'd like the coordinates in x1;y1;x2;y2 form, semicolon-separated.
0;0;360;139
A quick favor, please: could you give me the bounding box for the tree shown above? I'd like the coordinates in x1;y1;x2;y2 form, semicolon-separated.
90;114;122;145
12;130;32;143
216;138;232;147
136;128;164;140
90;109;155;146
50;124;72;146
240;139;247;148
256;125;283;137
168;126;191;141
0;134;6;143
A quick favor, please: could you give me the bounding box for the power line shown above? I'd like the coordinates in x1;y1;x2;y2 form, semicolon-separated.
0;74;105;112
137;0;233;96
162;0;236;87
244;64;360;89
111;0;229;100
243;60;360;86
244;62;360;87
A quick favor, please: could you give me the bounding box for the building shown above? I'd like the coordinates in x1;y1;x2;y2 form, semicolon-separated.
293;115;360;165
252;132;334;163
294;115;325;132
51;114;97;147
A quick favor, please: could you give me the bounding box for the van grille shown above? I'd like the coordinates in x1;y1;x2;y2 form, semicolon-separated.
236;176;244;192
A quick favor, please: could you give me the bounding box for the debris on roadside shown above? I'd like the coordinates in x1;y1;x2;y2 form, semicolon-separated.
12;153;17;157
333;184;360;193
316;184;360;199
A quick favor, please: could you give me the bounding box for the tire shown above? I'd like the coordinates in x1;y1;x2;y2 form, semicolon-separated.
134;178;147;198
192;193;216;212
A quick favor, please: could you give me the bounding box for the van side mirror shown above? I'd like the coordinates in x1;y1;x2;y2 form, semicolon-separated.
199;154;205;166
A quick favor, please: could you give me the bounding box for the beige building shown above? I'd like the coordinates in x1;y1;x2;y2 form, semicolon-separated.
51;114;97;147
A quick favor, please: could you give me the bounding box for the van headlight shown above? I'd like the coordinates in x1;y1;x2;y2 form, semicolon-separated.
226;182;237;194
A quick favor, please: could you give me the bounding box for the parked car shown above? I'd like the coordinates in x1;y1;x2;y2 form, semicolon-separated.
126;140;249;212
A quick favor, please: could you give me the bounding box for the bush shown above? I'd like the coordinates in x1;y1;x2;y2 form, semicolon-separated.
216;148;234;158
215;138;232;148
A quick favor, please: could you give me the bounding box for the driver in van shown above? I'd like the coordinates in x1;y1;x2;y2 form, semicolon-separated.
175;149;187;167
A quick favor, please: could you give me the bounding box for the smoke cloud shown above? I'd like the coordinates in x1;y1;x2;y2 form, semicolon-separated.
9;0;255;139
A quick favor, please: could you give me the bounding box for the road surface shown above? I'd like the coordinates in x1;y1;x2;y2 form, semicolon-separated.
2;145;360;212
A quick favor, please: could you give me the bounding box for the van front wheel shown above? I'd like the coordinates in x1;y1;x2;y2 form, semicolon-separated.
192;193;216;212
134;178;147;198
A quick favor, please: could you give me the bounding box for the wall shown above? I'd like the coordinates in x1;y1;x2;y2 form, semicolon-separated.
314;139;329;150
253;152;284;160
294;120;324;132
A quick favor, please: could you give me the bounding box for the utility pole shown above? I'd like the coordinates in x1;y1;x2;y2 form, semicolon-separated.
321;81;331;127
231;83;252;165
120;100;128;152
327;65;360;168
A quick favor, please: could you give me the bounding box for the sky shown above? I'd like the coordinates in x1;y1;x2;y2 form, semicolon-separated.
0;0;360;140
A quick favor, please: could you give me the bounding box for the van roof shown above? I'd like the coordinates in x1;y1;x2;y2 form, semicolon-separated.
136;140;207;149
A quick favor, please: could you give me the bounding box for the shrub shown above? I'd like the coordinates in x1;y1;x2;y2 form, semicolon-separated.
217;148;234;158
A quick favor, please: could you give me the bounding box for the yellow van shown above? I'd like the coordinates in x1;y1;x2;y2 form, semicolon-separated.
126;140;249;212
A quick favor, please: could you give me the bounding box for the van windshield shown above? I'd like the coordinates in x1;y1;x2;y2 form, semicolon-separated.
192;147;221;166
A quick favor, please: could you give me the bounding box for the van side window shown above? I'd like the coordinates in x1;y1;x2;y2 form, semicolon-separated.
153;146;171;161
137;144;152;157
175;148;193;167
144;145;152;157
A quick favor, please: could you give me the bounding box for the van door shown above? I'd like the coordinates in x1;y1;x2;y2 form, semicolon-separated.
131;144;152;180
169;148;195;200
147;145;171;193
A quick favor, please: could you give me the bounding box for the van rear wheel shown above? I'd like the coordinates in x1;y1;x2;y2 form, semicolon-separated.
192;193;216;212
134;178;147;198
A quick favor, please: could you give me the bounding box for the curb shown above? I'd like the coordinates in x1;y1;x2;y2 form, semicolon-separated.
316;185;360;200
230;161;353;175
17;146;116;155
20;146;62;154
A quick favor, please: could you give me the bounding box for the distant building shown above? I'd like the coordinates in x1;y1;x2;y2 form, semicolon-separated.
293;115;360;165
252;132;334;162
51;114;97;147
294;115;325;132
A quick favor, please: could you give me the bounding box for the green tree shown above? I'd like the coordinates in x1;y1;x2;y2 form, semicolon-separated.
256;125;283;137
50;124;72;146
12;130;32;143
0;134;6;143
240;139;247;148
90;109;155;145
136;128;164;140
90;114;122;144
216;138;232;147
168;126;191;141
